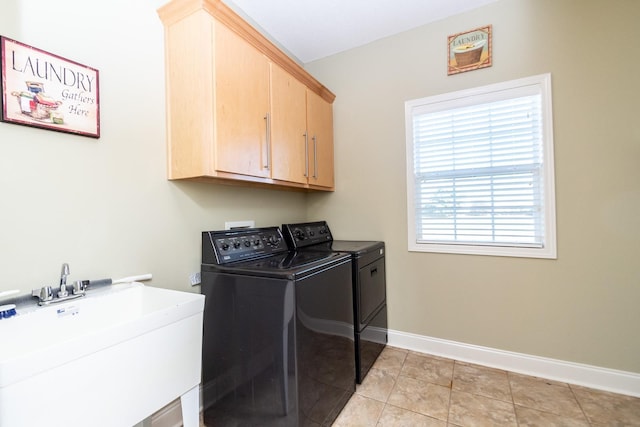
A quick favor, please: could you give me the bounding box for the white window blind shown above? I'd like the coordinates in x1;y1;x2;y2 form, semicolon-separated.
405;74;556;258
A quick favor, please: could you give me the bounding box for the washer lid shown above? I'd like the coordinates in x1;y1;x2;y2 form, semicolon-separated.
203;250;351;280
326;240;385;256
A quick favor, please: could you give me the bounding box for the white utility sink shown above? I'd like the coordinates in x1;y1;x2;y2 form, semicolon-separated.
0;282;205;427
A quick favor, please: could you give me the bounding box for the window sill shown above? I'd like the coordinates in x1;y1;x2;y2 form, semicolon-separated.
408;242;557;259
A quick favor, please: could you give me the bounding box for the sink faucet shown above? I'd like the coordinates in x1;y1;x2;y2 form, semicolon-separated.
60;263;70;286
58;263;70;297
31;262;85;305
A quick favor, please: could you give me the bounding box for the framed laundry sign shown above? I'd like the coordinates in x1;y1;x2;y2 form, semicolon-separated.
0;36;100;138
447;25;492;75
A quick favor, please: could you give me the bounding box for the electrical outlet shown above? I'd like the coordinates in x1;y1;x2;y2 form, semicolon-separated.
189;272;201;286
225;220;255;230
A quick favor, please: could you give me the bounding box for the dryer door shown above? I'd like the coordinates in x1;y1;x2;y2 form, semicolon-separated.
357;257;386;329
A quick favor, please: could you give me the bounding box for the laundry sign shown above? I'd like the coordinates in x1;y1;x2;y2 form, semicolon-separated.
0;36;100;138
447;25;492;76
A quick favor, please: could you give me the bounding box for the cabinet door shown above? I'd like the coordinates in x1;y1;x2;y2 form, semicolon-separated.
164;10;216;179
214;23;270;178
270;64;308;184
306;90;335;189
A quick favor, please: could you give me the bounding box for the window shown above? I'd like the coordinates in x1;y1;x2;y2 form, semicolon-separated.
405;74;556;258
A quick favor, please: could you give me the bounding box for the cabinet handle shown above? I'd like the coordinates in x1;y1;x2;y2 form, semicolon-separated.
303;132;309;178
312;135;318;179
264;113;271;170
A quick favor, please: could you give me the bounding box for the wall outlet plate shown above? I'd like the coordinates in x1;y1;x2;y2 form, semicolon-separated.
189;272;201;286
225;220;255;230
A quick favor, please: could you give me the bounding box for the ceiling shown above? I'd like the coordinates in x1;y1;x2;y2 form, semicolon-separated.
223;0;498;63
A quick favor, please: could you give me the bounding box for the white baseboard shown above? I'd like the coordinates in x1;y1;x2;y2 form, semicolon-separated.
388;329;640;398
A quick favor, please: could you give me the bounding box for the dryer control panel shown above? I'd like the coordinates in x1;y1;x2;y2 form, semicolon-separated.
282;221;333;249
202;227;287;264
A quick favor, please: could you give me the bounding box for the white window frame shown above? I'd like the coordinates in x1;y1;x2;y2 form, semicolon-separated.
405;73;557;259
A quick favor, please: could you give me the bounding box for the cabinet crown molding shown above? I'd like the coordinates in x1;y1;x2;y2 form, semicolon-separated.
158;0;336;103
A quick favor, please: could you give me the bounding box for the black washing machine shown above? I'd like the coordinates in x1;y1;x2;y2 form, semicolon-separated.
200;226;355;426
282;221;387;384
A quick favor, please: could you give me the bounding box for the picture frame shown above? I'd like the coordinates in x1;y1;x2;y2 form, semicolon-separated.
0;36;100;138
447;25;492;75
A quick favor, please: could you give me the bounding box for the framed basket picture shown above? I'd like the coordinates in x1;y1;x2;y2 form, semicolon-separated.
447;25;492;75
0;36;100;138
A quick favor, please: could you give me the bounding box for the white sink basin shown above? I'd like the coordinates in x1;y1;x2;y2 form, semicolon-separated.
0;282;205;427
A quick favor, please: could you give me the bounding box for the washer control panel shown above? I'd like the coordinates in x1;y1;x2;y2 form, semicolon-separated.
203;227;286;264
282;221;333;249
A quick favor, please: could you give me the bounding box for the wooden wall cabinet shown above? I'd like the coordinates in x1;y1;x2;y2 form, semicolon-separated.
270;64;307;185
270;66;335;189
158;0;336;191
306;90;335;189
215;23;270;179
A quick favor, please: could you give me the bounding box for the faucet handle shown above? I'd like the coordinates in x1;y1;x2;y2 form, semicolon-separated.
32;286;53;302
72;280;89;296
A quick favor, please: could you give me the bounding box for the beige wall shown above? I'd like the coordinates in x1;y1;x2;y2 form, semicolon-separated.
306;0;640;373
0;0;307;293
2;0;638;377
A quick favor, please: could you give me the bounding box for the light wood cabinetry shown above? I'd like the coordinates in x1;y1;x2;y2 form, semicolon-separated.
270;64;307;185
270;66;335;189
158;0;336;191
306;90;335;189
215;23;270;179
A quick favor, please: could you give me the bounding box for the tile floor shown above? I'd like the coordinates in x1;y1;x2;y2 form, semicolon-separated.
333;346;640;427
